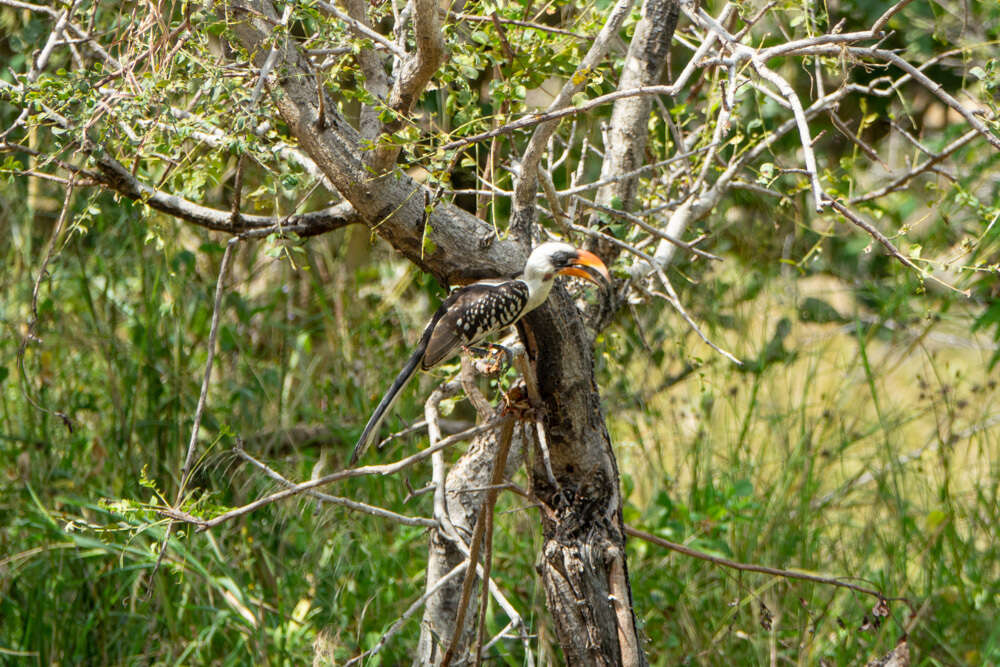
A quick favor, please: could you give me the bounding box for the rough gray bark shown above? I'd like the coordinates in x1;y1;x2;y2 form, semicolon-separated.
587;0;680;264
224;0;650;661
227;0;510;287
511;0;635;247
414;417;526;664
523;290;645;666
517;7;679;657
342;0;390;144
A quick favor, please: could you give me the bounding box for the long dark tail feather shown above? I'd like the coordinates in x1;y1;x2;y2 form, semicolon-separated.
350;343;425;465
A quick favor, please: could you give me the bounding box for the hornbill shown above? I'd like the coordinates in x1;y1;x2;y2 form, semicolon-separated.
350;242;610;464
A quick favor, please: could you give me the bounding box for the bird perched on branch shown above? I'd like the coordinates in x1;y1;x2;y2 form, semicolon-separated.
350;242;610;464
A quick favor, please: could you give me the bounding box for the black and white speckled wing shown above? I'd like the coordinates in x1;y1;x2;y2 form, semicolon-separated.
421;280;530;369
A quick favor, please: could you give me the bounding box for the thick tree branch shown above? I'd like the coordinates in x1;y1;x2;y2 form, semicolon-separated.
92;150;361;235
364;0;445;172
224;0;516;286
341;0;391;143
510;0;635;245
0;141;360;236
587;0;680;262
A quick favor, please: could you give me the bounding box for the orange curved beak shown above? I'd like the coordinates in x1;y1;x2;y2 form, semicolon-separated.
558;249;611;286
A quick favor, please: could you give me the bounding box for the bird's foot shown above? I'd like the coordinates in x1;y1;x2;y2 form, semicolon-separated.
500;383;533;419
464;343;512;376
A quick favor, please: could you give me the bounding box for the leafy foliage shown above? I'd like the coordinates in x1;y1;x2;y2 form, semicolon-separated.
2;0;1000;663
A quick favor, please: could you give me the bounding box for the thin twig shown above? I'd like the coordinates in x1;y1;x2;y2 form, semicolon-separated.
17;178;75;430
428;380;464;540
650;268;742;365
315;0;407;58
472;457;499;667
573;195;721;261
179;238;238;491
789;45;1000;152
849;128;979;204
827;198;968;296
559;144;717;197
250;4;291;104
235;444;437;527
872;0;917;33
624;525;915;613
452;12;588;39
511;352;559;490
149;237;238;591
159;420;502;529
439;83;691;152
827;110;888;167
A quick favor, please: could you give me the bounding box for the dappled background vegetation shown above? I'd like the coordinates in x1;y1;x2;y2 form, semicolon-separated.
3;0;1000;663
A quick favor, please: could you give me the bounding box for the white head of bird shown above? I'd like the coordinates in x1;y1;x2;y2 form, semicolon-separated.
520;241;611;311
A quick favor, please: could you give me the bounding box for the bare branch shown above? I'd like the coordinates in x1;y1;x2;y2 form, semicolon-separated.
343;0;391;142
648;268;742;365
624;525;915;612
789;45;1000;151
250;3;292;104
364;0;445;172
89;150;361;235
687;6;827;210
160;420;502;530
751;56;825;211
574;195;721;262
872;0;918;33
827;199;969;296
315;1;406;58
441;416;516;666
586;0;680;261
17;178;76;431
179;238;237;496
428;380;464;539
235;444;437;527
151;237;238;588
0;0;57;16
850;128;980;204
28;2;73;84
2;103;359;236
828;110;888;167
440;83;692;153
452;12;588;39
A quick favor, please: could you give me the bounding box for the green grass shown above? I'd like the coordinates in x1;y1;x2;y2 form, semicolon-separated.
2;208;998;665
613;267;1000;665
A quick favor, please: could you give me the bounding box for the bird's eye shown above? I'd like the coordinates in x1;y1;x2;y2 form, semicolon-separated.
553;251;575;266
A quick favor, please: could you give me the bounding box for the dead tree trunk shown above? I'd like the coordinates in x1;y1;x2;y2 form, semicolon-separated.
414;416;529;664
523;291;645;666
224;0;660;661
